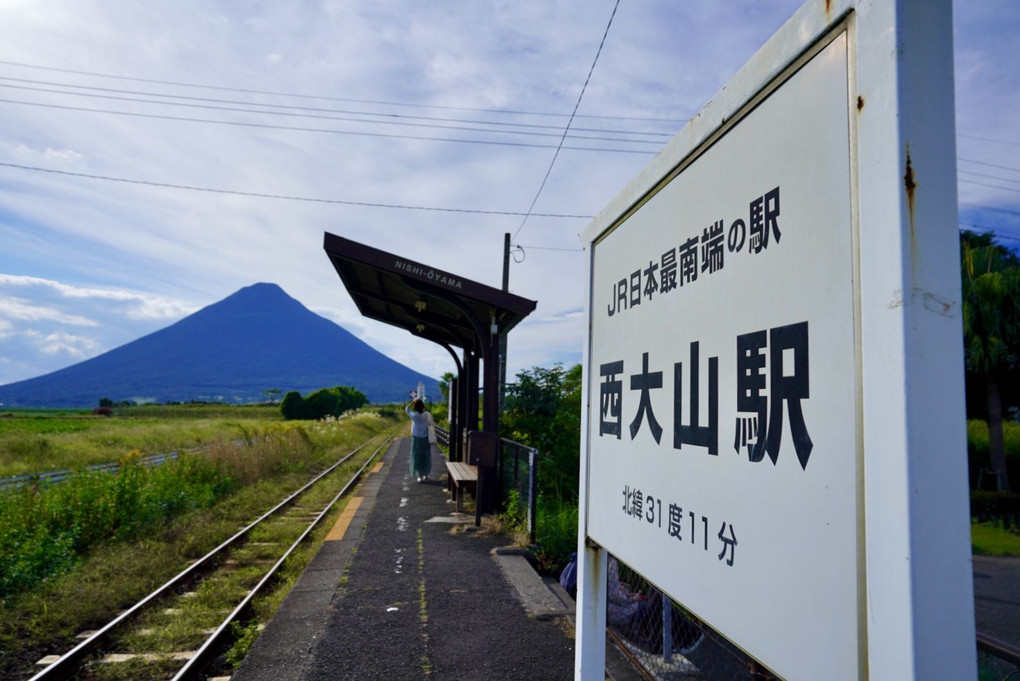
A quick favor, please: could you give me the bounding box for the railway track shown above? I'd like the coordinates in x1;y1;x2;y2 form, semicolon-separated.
27;430;396;681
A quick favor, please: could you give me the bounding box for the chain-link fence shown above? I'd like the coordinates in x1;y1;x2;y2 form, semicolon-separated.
605;554;772;680
607;554;1020;680
499;437;538;544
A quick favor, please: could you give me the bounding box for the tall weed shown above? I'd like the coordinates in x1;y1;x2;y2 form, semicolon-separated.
534;497;579;574
0;422;335;598
0;457;234;598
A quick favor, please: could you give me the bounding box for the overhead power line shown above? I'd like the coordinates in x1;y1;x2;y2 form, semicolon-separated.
0;75;675;140
959;202;1020;219
0;58;687;126
958;170;1020;188
959;177;1020;195
959;133;1020;148
0;96;655;155
513;0;622;242
0;161;596;218
958;157;1020;175
0;82;664;147
518;244;584;252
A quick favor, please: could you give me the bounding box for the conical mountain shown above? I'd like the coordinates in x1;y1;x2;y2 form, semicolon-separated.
0;283;438;407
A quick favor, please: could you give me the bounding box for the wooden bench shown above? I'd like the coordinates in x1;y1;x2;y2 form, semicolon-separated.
445;461;478;512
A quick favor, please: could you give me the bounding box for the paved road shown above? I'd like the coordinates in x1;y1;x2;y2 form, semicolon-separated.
973;556;1020;649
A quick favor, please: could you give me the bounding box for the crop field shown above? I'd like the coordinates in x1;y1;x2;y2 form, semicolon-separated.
0;404;283;477
0;405;400;678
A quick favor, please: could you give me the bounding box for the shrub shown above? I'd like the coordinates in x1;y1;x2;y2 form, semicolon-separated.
501;364;582;501
968;419;1020;490
280;391;306;420
971;490;1020;528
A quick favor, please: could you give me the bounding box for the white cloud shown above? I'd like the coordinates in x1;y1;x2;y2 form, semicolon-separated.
0;275;196;320
0;295;97;326
27;329;100;357
12;143;86;166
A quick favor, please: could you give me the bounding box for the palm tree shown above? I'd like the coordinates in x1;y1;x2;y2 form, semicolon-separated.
438;372;455;404
961;232;1020;492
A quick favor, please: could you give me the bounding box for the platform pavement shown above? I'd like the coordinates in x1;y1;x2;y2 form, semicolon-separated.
232;437;641;681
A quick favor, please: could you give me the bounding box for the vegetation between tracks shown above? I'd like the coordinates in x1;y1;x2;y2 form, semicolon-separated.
0;407;397;679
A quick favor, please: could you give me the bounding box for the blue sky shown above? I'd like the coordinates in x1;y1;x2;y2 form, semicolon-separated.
1;0;1018;389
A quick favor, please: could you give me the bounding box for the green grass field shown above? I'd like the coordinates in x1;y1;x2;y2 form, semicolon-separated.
971;522;1020;556
0;404;283;477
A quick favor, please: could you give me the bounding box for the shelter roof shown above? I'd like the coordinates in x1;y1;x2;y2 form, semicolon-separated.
323;232;536;351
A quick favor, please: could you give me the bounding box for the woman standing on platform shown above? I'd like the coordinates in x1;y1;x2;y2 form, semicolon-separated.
405;398;433;482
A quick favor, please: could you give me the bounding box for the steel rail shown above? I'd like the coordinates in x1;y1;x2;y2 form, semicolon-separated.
27;433;386;681
172;432;394;679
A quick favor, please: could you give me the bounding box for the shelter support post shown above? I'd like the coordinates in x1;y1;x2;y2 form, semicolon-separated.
448;376;460;462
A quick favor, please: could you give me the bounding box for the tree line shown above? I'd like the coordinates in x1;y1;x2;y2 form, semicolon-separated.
280;385;367;421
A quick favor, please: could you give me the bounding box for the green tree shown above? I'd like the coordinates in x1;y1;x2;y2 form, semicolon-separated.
502;364;583;500
280;386;367;421
961;231;1020;492
280;391;306;420
438;372;455;404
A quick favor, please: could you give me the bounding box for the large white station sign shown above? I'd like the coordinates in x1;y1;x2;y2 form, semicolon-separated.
586;33;858;679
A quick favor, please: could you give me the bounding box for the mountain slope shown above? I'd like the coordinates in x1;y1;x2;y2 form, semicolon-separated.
0;283;438;407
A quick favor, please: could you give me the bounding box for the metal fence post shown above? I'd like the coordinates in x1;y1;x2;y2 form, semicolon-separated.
528;448;538;546
662;591;673;664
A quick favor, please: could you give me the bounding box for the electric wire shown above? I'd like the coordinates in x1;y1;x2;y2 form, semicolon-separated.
0;80;668;145
958;157;1020;175
960;203;1020;219
0;75;676;139
0;161;595;218
959;133;1020;148
3;66;1019;241
512;0;621;243
0;96;655;154
514;245;587;253
959;178;1020;195
0;58;687;125
959;170;1020;188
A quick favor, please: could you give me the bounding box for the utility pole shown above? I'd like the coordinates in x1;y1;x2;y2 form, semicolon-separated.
499;233;510;414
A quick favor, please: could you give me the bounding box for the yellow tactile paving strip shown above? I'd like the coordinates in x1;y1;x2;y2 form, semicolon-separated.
325;496;363;542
